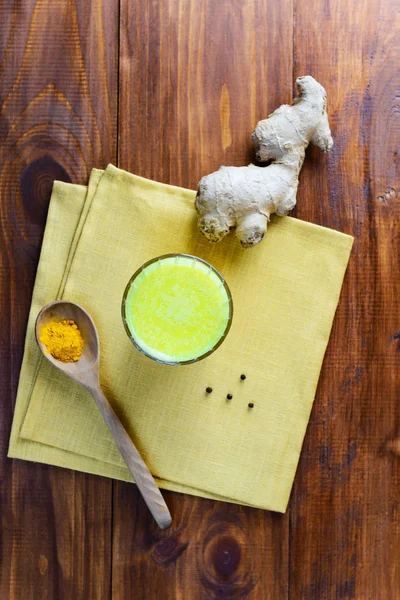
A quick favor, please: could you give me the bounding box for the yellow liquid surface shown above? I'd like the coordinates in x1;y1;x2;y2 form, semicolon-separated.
125;257;231;363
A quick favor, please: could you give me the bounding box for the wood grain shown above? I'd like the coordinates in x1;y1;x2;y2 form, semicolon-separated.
118;0;293;189
114;0;292;598
290;0;400;598
0;1;117;598
1;0;399;598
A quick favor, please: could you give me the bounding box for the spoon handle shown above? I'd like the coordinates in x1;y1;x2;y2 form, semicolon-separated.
90;386;172;529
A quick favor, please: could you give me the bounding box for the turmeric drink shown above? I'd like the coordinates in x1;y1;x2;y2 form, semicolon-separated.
122;255;232;365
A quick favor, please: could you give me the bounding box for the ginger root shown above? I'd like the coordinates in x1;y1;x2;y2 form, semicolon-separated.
195;76;333;248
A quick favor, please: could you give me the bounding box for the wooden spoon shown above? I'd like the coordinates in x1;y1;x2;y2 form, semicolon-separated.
35;300;172;529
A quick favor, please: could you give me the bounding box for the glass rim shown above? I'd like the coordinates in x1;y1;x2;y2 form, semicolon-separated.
121;253;233;366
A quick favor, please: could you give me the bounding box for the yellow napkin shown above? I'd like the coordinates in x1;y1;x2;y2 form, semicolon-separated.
9;165;353;512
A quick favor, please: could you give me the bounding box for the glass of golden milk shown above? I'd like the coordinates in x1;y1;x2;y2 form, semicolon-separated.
122;254;233;365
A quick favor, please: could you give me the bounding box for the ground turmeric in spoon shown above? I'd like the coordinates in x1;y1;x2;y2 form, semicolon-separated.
40;319;84;363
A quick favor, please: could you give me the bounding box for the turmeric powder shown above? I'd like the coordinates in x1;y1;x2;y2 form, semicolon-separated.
40;319;84;362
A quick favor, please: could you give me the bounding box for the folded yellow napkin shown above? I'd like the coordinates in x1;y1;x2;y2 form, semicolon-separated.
9;165;353;512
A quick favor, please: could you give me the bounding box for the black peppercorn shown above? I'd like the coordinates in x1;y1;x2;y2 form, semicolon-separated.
227;393;233;400
240;374;246;380
206;387;213;394
248;402;254;408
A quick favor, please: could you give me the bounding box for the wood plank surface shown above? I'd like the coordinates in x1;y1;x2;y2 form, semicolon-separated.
118;0;293;187
0;1;118;598
290;0;400;598
115;1;292;598
0;0;399;599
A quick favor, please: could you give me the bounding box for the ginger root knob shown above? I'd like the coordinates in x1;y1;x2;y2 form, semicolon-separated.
195;75;333;248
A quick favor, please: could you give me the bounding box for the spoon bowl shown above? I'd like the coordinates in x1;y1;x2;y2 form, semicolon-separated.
35;301;99;381
35;300;172;529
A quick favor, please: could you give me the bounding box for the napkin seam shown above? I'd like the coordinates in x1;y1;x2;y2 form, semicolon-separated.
58;170;104;299
8;181;90;446
19;174;103;441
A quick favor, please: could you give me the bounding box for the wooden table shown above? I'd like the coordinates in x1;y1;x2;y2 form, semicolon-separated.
1;1;399;598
